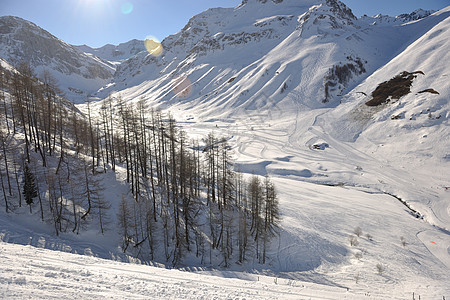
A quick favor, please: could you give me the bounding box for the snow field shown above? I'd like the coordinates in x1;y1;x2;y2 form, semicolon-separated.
1;2;449;299
1;242;362;300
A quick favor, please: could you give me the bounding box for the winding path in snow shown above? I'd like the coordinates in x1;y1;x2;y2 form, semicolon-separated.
417;230;450;269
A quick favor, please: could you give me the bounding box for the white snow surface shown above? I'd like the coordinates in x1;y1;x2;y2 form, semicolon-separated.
1;1;449;299
0;241;383;300
74;40;146;65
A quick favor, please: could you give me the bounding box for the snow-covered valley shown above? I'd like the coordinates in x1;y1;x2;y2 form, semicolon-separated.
0;0;449;298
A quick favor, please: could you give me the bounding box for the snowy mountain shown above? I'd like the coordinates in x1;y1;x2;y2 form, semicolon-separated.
88;0;449;294
74;39;145;65
103;0;366;110
317;6;450;230
1;0;449;298
100;0;447;120
360;9;436;25
0;16;114;102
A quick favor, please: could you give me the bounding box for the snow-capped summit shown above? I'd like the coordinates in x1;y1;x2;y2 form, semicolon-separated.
102;0;449;118
397;8;436;22
74;39;146;65
102;0;368;113
361;8;436;25
0;16;114;102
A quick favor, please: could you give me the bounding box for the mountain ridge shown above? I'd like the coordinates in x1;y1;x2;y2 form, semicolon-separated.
0;2;449;297
95;1;448;119
74;39;146;65
0;3;443;105
0;15;114;102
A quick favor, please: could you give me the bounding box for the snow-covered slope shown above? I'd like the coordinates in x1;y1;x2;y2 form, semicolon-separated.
0;16;114;102
100;0;447;120
96;0;449;234
0;57;16;73
1;1;449;298
1;239;448;299
102;0;365;111
0;241;396;300
88;1;449;294
74;39;145;65
360;9;435;25
317;6;450;230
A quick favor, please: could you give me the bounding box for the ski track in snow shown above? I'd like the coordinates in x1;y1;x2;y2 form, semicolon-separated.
175;107;450;298
1;3;450;299
0;242;369;300
417;230;450;269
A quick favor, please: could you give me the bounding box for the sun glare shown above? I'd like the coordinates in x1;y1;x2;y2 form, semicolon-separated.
74;0;134;18
171;76;193;98
121;2;134;14
74;0;114;18
144;36;163;57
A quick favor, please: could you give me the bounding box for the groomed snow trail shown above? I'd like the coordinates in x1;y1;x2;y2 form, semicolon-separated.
0;242;368;300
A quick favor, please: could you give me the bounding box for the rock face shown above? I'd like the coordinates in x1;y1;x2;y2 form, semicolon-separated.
0;16;114;102
397;9;436;22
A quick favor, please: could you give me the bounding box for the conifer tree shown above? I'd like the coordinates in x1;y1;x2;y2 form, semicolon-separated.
23;164;38;213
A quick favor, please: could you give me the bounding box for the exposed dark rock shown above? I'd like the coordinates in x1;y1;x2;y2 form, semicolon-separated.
365;71;424;106
418;88;439;95
323;56;366;103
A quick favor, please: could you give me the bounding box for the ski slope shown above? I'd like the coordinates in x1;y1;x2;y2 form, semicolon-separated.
0;242;364;299
166;107;450;298
0;240;447;300
0;1;449;299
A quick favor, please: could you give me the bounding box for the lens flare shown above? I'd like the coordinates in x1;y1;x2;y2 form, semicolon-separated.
172;76;193;98
144;36;163;56
121;2;133;14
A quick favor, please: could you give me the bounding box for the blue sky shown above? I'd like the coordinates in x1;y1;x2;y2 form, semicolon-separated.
0;0;448;48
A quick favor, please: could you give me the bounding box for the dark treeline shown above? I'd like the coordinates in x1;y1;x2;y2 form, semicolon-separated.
0;62;280;266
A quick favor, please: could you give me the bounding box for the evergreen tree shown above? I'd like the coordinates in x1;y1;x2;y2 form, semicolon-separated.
23;164;38;213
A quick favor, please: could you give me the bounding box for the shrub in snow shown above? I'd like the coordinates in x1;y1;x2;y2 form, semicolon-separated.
354;252;363;260
376;263;385;275
353;226;362;237
400;236;407;247
354;272;361;284
349;235;359;246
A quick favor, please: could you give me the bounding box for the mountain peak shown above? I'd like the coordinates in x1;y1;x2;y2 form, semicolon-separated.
361;8;436;26
0;15;114;102
74;39;145;64
324;0;357;21
238;0;356;21
397;8;435;22
239;0;323;6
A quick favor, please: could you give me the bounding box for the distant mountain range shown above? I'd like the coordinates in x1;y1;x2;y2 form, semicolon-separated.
0;16;114;101
74;40;145;65
0;0;442;106
1;1;449;295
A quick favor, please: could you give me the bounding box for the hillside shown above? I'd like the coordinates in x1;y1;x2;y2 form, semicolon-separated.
98;0;446;119
74;40;145;65
316;7;450;230
0;16;114;102
0;0;449;298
